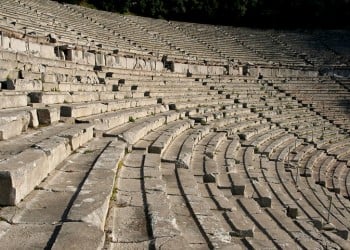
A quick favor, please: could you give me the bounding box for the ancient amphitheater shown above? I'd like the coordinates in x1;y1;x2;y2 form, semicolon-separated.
0;0;350;249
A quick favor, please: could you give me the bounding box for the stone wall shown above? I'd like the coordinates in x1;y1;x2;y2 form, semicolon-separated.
249;65;319;78
0;33;166;72
172;62;226;75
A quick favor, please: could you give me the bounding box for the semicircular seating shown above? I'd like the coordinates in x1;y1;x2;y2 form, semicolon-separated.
0;0;350;249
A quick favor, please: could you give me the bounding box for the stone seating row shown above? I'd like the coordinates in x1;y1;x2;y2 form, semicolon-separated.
152;117;340;248
2;0;349;67
237;127;350;243
272;78;350;131
1;85;349;248
0;122;93;205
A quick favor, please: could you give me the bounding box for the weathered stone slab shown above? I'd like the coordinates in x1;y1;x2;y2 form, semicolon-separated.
57;124;94;150
33;136;71;173
109;242;149;250
29;92;68;104
146;192;180;238
0;224;55;249
10;38;26;52
68;169;115;230
224;211;255;237
0;148;48;205
112;206;149;243
60;103;108;118
230;173;247;195
9;190;74;224
122;116;166;145
149;120;192;155
0;94;27;109
37;107;60;125
0;116;28;140
144;153;161;168
0;110;31;140
5;79;42;91
52;222;105;250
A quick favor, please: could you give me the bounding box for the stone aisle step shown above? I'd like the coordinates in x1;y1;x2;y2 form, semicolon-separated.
161;126;244;248
106;150;188;249
105;150;151;249
0;137;113;249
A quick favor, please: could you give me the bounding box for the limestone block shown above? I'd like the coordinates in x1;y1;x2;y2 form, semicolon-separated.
19;70;42;81
0;119;25;140
5;79;42;91
155;61;163;71
116;55;126;68
175;153;191;169
225;212;254;237
70;92;100;103
173;63;188;74
67;169;115;230
40;44;55;59
228;65;239;75
105;55;116;67
93;139;126;171
34;136;71;172
0;68;8;81
208;66;225;75
29;92;67;104
42;73;57;83
0;94;27;109
28;108;39;128
126;57;136;69
28;42;41;55
99;92;115;101
203;173;216;183
95;53;105;66
57;124;94;150
105;100;128;112
60;103;107;118
1;36;10;49
10;38;27;52
37;107;60;125
68;50;82;63
52;222;105;250
90;113;127;131
0;148;48;205
230;174;247;195
189;64;207;75
84;52;95;65
111;206;149;243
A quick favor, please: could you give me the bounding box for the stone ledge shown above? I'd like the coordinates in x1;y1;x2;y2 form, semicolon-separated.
0;124;94;205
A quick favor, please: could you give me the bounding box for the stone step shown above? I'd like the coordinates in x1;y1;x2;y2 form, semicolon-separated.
2;79;42;91
60;98;158;118
78;104;166;132
0;137;111;248
0;92;28;109
0;123;93;205
67;139;126;230
148;119;194;155
0;107;38;140
107;150;151;248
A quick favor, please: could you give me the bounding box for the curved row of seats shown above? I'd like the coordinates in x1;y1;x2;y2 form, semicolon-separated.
0;0;349;249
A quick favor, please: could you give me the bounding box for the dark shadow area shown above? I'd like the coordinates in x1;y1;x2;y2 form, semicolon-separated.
53;0;350;29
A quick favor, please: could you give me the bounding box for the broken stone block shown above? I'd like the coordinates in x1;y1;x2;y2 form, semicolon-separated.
287;206;298;219
4;79;42;91
37;108;60;125
0;149;48;205
203;173;216;183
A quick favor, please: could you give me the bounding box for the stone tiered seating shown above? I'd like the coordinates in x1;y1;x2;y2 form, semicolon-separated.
0;0;350;248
